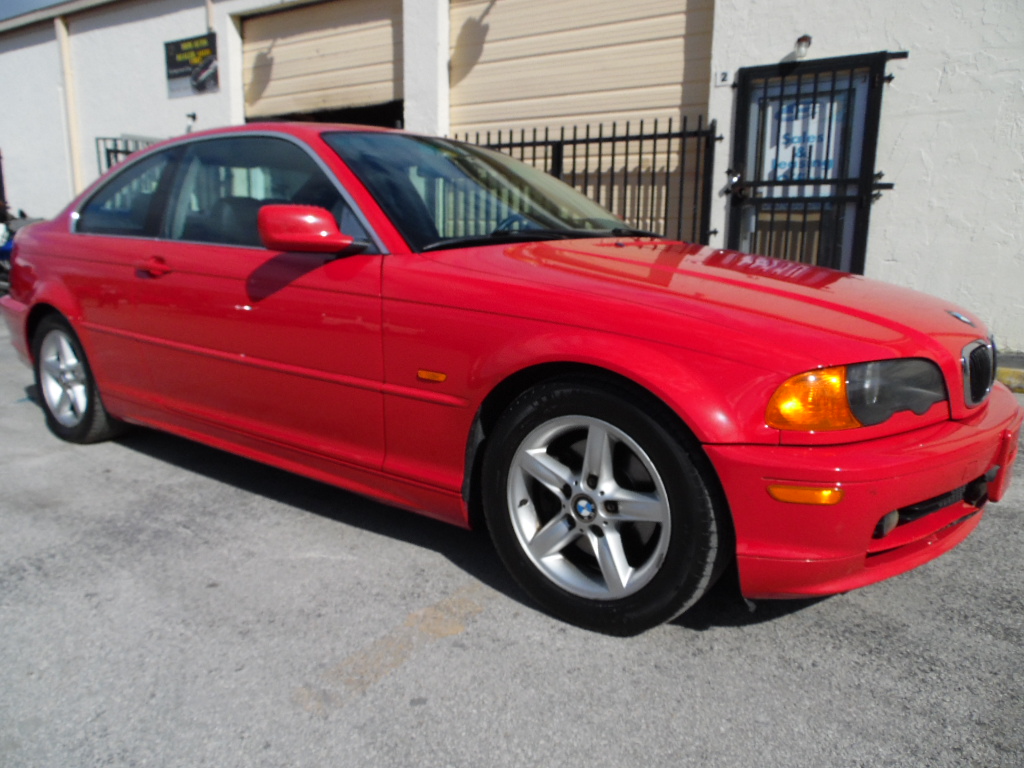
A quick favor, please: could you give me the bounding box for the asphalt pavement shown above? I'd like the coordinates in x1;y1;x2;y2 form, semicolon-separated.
1;321;1022;768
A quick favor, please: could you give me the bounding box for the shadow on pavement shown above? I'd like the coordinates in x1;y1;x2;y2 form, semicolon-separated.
23;381;824;632
113;423;522;602
673;567;829;630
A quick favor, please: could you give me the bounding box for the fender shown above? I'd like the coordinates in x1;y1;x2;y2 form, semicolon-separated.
472;326;782;447
381;311;782;513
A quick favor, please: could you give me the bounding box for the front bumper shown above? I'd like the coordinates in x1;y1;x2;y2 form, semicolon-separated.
706;384;1022;599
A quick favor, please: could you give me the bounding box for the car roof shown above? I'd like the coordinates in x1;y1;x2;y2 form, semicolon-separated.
162;121;400;147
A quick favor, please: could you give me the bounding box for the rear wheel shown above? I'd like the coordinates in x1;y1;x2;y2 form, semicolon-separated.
33;316;120;443
482;378;727;635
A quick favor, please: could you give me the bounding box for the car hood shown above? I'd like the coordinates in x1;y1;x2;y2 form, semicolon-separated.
422;238;989;379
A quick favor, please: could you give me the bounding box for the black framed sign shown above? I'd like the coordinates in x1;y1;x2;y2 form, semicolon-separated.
165;33;219;97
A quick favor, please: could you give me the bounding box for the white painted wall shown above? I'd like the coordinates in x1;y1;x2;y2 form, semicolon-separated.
708;0;1024;351
1;0;248;216
0;0;453;218
0;21;75;216
403;0;449;135
69;0;216;179
67;0;302;189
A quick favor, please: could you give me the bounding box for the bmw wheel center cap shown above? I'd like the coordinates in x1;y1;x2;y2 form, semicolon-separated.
573;496;598;521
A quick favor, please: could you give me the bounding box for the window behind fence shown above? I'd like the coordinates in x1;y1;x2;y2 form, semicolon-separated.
96;136;161;174
457;117;718;244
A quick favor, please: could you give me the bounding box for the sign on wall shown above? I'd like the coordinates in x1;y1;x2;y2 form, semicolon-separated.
759;91;849;185
165;33;219;97
751;71;870;197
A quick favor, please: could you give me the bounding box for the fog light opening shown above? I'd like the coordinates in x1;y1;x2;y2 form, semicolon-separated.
874;510;900;539
963;476;990;509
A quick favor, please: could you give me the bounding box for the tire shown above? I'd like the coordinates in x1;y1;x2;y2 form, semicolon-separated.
482;378;727;635
33;315;121;443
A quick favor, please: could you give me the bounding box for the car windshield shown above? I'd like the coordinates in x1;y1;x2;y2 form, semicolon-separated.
322;131;634;252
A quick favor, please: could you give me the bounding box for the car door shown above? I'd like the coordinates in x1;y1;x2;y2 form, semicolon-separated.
130;134;386;470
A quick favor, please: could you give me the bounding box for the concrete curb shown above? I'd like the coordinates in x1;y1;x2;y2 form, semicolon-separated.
998;367;1024;393
998;352;1024;394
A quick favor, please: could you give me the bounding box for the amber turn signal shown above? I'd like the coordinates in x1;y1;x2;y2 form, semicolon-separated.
766;366;863;431
417;369;448;383
767;484;845;505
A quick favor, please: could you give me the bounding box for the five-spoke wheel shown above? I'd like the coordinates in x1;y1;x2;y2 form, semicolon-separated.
507;415;672;601
483;378;727;635
33;316;120;443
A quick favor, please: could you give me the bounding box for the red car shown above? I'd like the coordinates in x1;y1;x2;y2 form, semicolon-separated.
2;123;1020;634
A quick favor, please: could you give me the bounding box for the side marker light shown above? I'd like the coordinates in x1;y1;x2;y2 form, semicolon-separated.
767;485;845;505
417;369;448;383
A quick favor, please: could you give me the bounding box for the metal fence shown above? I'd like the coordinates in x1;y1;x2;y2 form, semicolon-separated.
458;117;718;243
96;136;160;174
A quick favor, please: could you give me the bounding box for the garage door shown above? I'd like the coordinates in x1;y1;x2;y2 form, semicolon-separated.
450;0;712;135
243;0;403;120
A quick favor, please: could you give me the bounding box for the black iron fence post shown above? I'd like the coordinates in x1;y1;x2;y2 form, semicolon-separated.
550;141;564;180
700;119;718;242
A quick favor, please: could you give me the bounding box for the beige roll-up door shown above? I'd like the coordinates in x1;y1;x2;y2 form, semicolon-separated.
243;0;403;120
450;0;712;135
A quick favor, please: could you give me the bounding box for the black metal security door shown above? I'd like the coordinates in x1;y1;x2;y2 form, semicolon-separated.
726;51;906;273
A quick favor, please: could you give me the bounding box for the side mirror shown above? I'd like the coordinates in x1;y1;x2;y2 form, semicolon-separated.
257;204;366;255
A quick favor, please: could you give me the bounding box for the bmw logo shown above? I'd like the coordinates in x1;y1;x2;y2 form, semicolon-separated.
574;497;597;521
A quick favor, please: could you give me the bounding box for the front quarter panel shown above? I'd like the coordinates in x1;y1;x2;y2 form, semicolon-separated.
379;250;783;503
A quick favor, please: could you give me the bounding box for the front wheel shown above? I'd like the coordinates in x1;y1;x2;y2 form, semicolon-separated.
482;379;728;635
33;316;121;443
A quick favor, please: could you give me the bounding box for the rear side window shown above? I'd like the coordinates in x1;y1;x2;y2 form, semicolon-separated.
77;151;174;237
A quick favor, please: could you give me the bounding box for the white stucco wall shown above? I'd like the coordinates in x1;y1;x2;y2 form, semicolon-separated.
1;0;246;217
67;0;305;192
69;0;217;180
708;0;1024;351
0;21;75;216
0;0;452;218
402;0;449;136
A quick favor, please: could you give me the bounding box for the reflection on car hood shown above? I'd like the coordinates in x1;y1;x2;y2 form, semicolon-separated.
433;238;988;373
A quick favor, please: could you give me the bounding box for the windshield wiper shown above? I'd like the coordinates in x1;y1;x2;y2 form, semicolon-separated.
419;226;662;252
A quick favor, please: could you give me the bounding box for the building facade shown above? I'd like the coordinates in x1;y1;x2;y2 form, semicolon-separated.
1;0;1021;350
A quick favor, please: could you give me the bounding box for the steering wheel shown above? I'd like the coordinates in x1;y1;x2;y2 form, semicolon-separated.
492;213;533;233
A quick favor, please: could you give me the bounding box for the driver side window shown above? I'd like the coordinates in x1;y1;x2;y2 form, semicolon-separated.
165;136;371;248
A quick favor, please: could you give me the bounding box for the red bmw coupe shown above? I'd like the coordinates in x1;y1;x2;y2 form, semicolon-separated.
2;123;1020;634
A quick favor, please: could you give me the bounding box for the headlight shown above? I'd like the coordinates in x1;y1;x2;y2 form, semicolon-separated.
846;359;947;425
766;359;947;431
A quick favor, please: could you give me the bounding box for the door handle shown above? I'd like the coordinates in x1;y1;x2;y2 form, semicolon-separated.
136;256;171;278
